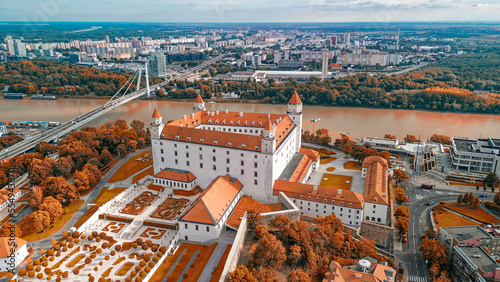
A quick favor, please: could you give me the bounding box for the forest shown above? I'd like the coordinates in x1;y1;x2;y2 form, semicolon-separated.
0;60;162;96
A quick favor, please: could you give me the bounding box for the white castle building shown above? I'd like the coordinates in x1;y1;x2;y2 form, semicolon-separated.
150;92;304;203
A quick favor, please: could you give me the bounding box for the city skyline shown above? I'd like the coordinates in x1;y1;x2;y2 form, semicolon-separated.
0;0;499;23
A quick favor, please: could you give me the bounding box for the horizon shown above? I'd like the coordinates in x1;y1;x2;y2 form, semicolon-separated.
1;0;500;23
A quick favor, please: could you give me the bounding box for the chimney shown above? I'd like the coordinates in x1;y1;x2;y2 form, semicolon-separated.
226;109;228;114
191;113;195;118
240;112;243;117
313;186;318;191
183;115;186;120
216;110;219;115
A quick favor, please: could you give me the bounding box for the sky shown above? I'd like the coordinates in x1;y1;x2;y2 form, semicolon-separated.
0;0;499;23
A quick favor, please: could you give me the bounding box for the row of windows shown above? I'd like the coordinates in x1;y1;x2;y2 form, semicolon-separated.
366;216;383;223
202;126;264;135
185;223;210;232
296;196;353;206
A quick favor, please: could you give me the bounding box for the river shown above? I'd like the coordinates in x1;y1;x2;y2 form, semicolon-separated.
0;98;499;140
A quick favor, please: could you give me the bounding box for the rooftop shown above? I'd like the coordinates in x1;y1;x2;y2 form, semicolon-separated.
456;246;499;273
442;226;492;241
362;156;389;205
154;167;196;183
278;152;310;182
273;180;364;209
179;174;243;225
0;237;27;258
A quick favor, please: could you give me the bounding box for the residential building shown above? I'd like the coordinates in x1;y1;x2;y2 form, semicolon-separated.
440;226;500;261
0;237;28;271
13;42;26;57
3;36;14;55
323;259;396;282
178;174;243;242
150;92;303;203
148;51;167;78
0;123;7;137
450;246;500;282
362;156;390;225
450;138;500;174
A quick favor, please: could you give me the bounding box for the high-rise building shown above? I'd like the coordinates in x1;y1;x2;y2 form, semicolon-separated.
105;35;110;44
321;51;329;79
344;33;351;46
147;51;167;78
273;51;281;64
14;42;26;57
284;50;290;61
4;36;14;55
331;35;337;46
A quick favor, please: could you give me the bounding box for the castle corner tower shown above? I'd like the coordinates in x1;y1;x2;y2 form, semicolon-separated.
150;108;164;139
193;94;206;112
287;91;303;152
261;119;276;154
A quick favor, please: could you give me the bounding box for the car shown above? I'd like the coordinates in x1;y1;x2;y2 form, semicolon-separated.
479;194;488;198
421;184;434;189
402;234;407;243
426;201;435;206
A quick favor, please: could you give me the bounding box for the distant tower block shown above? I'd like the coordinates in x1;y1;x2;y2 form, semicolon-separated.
274;51;281;64
321;51;329;80
193;94;206;112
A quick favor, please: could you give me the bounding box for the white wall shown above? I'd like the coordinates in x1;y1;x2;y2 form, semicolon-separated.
363;202;388;225
291;198;363;227
0;244;27;271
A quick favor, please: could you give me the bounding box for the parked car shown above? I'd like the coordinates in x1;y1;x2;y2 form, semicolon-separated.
421;184;434;189
479;194;488;198
426;201;435;206
402;234;407;243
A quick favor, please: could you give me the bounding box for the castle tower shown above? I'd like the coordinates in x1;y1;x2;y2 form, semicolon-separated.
193;94;206;112
261;120;276;154
287;91;303;152
150;109;164;139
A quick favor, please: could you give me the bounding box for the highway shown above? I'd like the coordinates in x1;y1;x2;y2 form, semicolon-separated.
0;54;224;160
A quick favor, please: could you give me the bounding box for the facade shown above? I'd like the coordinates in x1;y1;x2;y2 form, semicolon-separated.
148;51;167;78
13;42;26;57
450;246;500;282
323;259;396;282
361;136;399;148
150;92;303;203
178;174;243;242
273;180;364;227
450;138;500;174
0;237;28;271
440;226;500;261
362;156;390;225
337;50;400;66
0;123;7;137
153;167;197;190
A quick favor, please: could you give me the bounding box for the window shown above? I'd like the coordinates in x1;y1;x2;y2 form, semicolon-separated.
340;208;343;211
241;170;244;175
254;172;258;177
213;165;217;170
174;151;178;156
199;154;203;160
254;162;258;168
186;145;189;149
254;155;257;159
161;157;164;162
206;226;210;232
366;216;369;220
185;224;188;229
186;152;189;157
377;218;382;223
226;167;230;173
160;149;164;154
195;225;199;231
213;156;216;162
226;151;230;155
175;159;178;164
226;159;230;164
186;161;190;166
213;149;216;153
241;161;244;166
200;163;203;168
199;147;202;151
241;153;244;157
254;179;257;185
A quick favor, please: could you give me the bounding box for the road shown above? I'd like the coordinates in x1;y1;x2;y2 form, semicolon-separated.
0;54;224;161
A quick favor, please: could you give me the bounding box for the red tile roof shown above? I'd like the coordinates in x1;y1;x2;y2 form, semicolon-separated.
263;120;274;131
289;154;312;183
323;260;395;282
0;237;27;258
195;94;204;103
154;168;196;183
273;180;364;209
362;156;389;205
179;175;243;225
289;91;302;104
152;109;161;118
160;111;296;152
300;148;320;162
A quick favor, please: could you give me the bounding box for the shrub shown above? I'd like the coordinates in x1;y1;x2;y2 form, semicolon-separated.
135;265;141;271
157;252;163;257
143;253;151;261
19;269;27;276
42;261;49;267
131;271;137;276
47;276;52;281
148;261;155;268
53;245;61;251
68;242;74;248
67;236;73;242
45;268;52;275
49;256;55;261
88;235;94;241
60;240;67;246
139;260;146;267
136;238;143;244
111;250;116;256
35;266;41;272
99;261;103;266
135;277;143;282
94;267;98;271
37;273;43;279
62;246;68;252
152;256;159;262
85;257;92;264
115;245;122;252
81;234;87;239
132;243;138;249
28;270;35;277
145;240;152;246
40;255;47;261
139;271;146;278
125;278;132;282
144;266;151;273
105;255;110;260
73;269;80;275
96;236;102;243
75;238;80;243
57;277;62;282
63;271;69;278
151;245;159;252
97;248;103;254
89;276;95;282
183;273;189;279
34;259;41;265
99;278;104;282
47;249;55;256
55;251;61;257
159;246;167;253
72;230;80;238
26;264;34;271
92;231;98;237
102;242;109;249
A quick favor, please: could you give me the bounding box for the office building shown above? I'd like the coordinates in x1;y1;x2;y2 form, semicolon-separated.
14;42;26;57
451;138;500;174
148;51;168;78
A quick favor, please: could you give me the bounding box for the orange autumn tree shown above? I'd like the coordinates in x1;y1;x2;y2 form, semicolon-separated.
38;196;63;224
23;210;51;233
0;222;22;237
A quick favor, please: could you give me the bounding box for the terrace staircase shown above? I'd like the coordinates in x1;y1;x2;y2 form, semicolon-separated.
120;219;144;240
